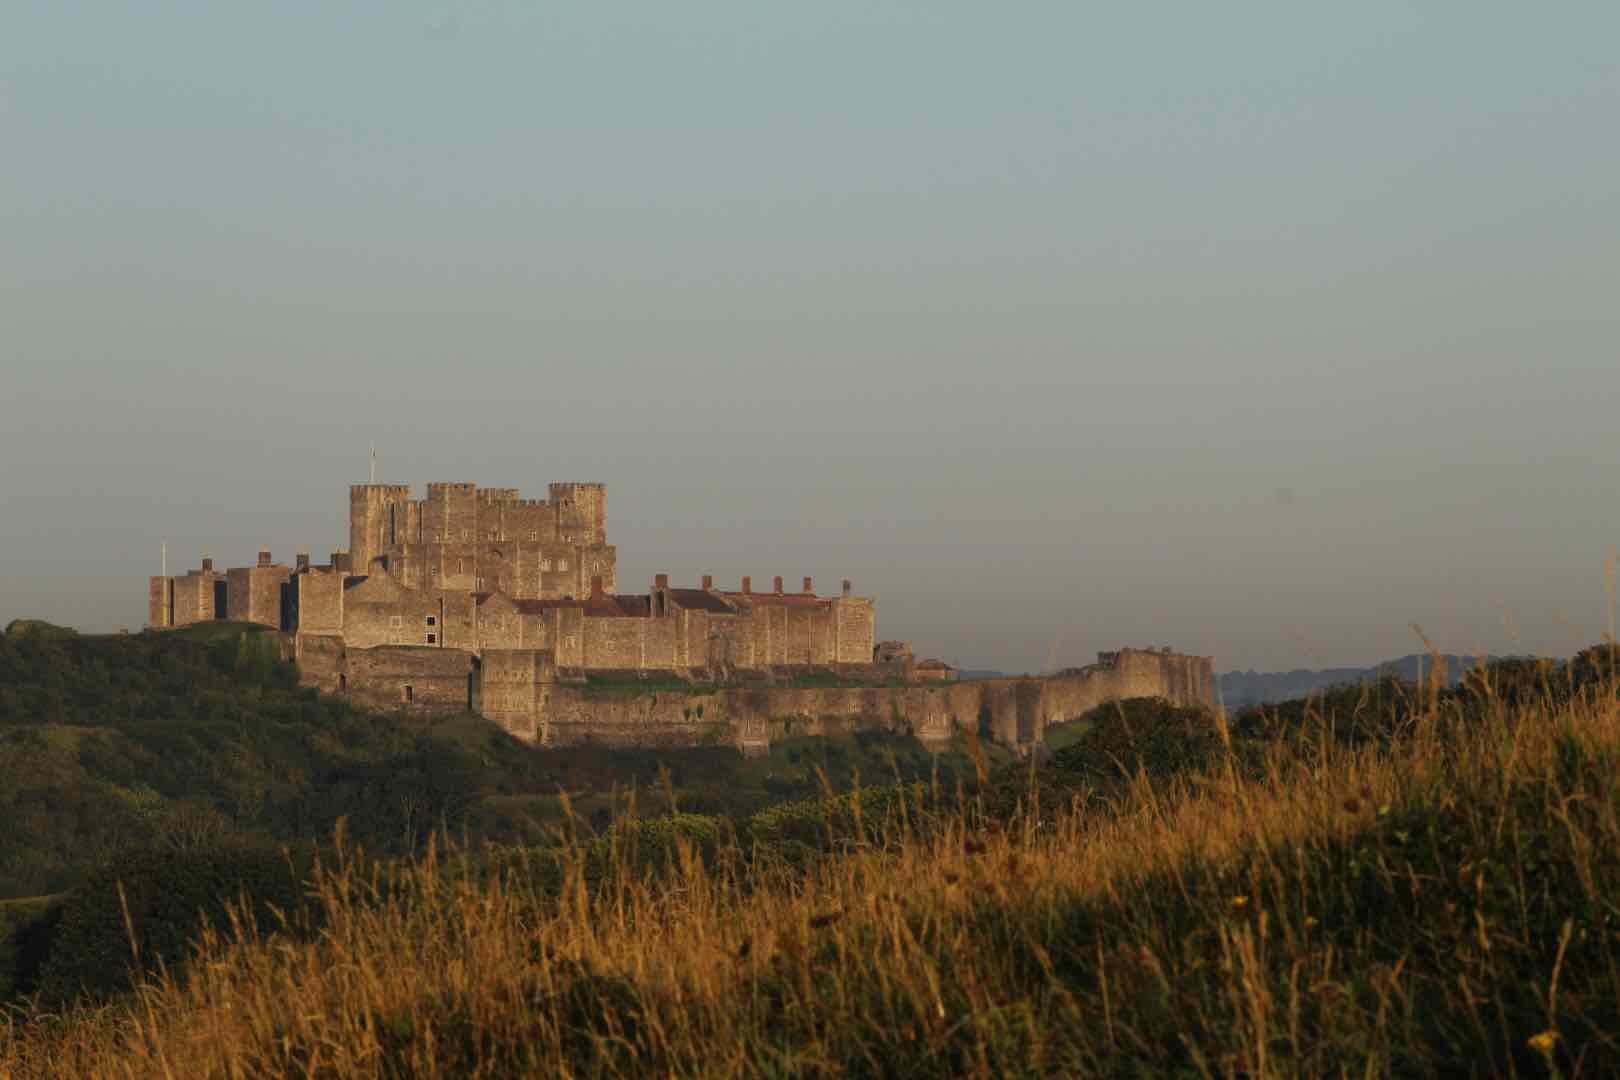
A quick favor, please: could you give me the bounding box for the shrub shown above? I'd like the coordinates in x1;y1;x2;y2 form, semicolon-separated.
744;783;929;864
36;842;314;1003
587;813;729;881
0;896;64;1001
1049;698;1226;786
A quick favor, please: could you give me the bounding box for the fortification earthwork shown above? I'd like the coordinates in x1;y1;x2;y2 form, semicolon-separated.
150;477;1214;753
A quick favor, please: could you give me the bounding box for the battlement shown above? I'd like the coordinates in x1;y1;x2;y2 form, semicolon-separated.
350;483;411;497
427;482;477;495
548;481;607;506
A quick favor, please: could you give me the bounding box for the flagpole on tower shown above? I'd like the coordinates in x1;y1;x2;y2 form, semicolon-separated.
370;443;377;484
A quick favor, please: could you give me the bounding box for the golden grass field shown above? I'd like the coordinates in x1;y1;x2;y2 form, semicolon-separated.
5;657;1619;1077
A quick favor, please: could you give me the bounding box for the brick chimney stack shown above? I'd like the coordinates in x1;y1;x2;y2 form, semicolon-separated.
654;573;669;589
296;552;310;572
773;575;784;595
803;576;813;594
590;575;605;599
201;556;214;573
742;576;751;594
258;548;272;568
842;578;852;598
702;574;713;590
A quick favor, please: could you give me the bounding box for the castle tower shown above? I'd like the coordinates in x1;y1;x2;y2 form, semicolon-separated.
548;482;607;546
349;483;413;571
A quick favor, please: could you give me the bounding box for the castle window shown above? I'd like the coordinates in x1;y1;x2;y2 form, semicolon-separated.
477;577;485;589
390;615;403;628
558;559;569;571
426;633;437;645
430;566;439;577
461;529;469;541
541;558;552;572
528;530;538;541
403;685;413;703
425;615;437;627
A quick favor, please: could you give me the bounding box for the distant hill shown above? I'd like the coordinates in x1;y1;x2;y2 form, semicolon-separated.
1219;653;1521;709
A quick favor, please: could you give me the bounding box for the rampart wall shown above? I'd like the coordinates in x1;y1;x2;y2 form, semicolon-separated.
297;638;1213;755
531;649;1214;753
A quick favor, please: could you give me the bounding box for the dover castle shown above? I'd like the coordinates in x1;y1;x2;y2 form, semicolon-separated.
149;477;1213;752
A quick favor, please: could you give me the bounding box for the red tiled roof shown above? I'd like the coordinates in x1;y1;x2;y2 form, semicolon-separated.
593;595;650;617
472;593;651;617
667;589;737;614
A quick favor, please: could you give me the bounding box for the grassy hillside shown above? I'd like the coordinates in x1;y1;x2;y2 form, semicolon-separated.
0;621;991;900
5;647;1619;1075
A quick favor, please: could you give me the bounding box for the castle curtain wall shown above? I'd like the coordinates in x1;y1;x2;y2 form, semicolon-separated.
577;614;679;670
343;647;474;712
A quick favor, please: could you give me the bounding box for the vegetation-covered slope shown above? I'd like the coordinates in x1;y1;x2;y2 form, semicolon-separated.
5;643;1620;1075
0;620;988;900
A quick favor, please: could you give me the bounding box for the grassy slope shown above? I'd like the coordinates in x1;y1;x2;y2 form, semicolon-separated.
7;663;1620;1075
0;622;990;900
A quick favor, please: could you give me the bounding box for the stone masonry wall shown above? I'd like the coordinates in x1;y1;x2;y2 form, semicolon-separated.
168;571;220;626
343;646;474;713
299;643;1214;755
147;576;171;628
296;572;345;635
350;481;615;602
477;648;557;741
515;647;1216;754
835;598;875;664
226;565;291;628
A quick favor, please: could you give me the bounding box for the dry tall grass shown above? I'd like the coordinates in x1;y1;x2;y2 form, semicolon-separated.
6;670;1620;1077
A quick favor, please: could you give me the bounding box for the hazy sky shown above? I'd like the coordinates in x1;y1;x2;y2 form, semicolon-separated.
3;2;1618;672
